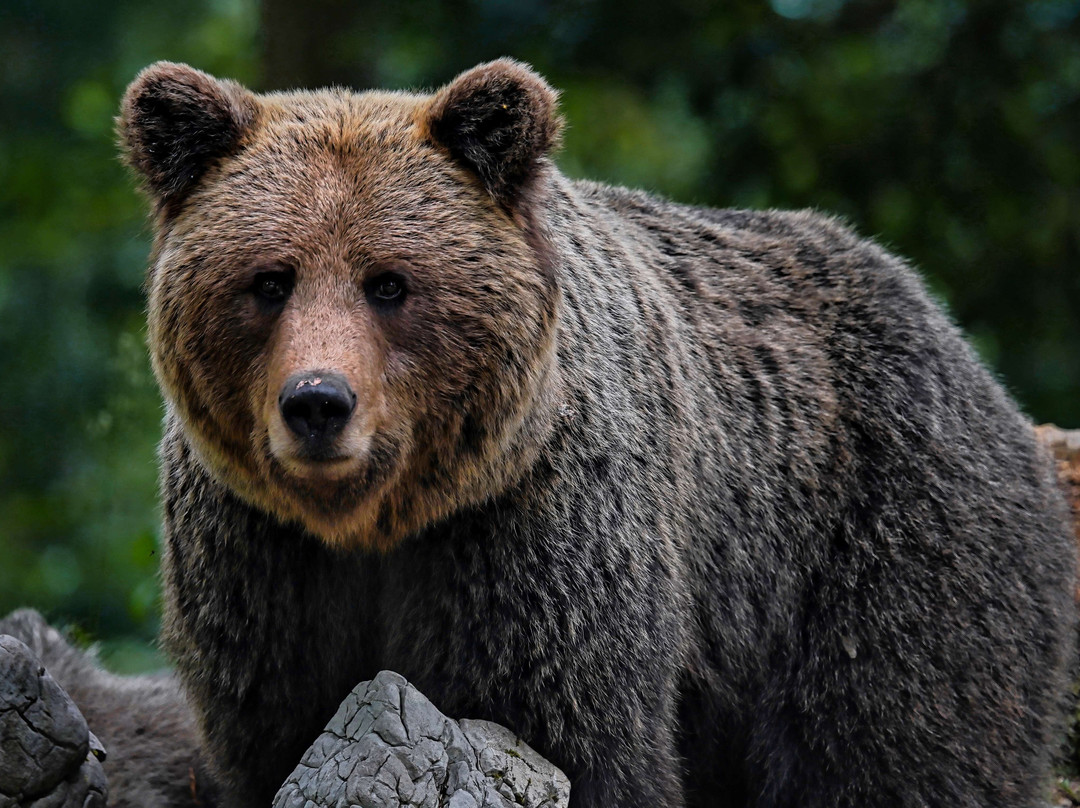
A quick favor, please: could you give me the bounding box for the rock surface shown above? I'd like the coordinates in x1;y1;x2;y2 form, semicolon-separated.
273;671;570;808
0;634;107;808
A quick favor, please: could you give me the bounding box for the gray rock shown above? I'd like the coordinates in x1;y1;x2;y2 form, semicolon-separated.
273;671;569;808
0;635;107;808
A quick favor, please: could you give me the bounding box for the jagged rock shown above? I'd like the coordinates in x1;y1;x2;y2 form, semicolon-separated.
273;671;570;808
1036;425;1080;606
1036;424;1080;536
0;634;107;808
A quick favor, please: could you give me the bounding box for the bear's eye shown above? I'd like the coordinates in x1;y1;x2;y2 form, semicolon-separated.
366;273;407;307
252;270;294;305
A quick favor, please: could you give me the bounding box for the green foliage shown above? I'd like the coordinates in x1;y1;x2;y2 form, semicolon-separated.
0;0;260;651
1;0;1077;658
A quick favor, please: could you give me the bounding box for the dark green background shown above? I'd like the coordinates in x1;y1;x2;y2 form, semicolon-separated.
1;0;1077;667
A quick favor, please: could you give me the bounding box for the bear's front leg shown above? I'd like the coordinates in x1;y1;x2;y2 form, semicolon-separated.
377;505;689;808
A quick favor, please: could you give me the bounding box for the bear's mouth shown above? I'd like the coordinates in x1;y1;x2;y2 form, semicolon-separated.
273;448;364;482
260;430;403;511
293;445;356;464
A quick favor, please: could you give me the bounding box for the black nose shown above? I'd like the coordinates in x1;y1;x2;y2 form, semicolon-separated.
278;372;357;443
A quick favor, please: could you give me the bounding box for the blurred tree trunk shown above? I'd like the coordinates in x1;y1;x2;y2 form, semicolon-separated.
260;0;377;91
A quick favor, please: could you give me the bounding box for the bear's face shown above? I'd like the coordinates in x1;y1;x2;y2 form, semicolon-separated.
122;62;564;549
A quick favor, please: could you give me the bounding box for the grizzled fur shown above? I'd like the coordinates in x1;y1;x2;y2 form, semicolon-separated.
113;60;1077;808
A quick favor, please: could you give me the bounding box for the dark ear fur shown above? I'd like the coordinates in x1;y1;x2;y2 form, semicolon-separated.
118;62;256;207
427;59;563;208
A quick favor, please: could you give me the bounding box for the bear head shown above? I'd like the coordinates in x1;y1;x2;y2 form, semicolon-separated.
120;60;565;550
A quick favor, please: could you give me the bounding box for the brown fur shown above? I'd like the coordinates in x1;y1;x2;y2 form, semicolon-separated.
133;62;562;550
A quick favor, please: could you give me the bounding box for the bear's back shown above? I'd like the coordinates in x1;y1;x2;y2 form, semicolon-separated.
561;180;1047;519
551;177;1073;691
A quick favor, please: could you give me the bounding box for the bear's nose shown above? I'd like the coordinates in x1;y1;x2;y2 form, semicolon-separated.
278;372;357;444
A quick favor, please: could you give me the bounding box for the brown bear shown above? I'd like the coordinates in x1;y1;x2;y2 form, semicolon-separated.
57;58;1080;807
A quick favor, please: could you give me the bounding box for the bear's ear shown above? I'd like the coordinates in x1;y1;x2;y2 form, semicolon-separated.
118;62;257;207
425;59;563;208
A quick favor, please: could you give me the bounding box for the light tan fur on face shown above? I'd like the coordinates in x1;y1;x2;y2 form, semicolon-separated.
146;87;561;550
259;291;384;482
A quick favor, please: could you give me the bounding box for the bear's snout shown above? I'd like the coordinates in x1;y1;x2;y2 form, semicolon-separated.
278;372;357;450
